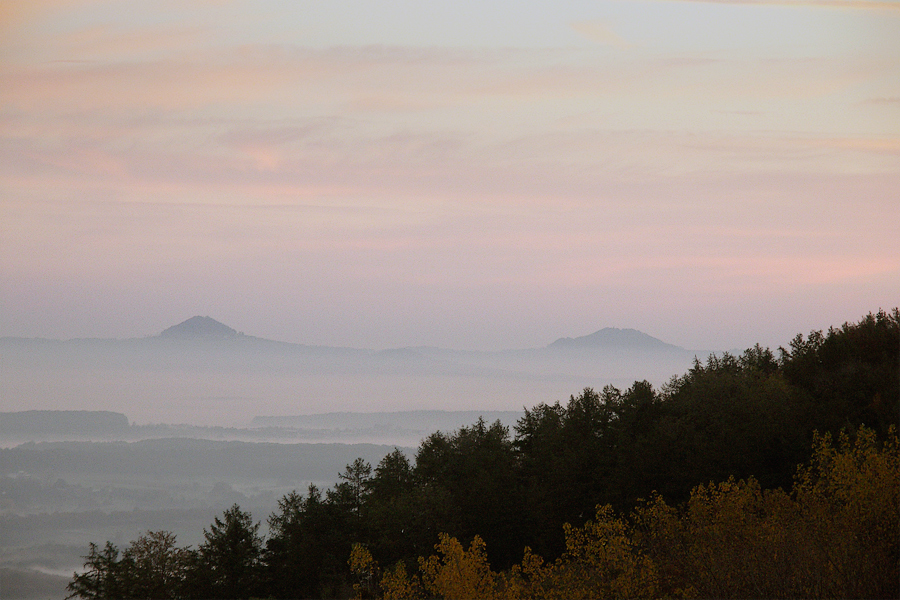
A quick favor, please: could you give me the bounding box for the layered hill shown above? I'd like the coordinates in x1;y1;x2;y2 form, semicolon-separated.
1;317;700;426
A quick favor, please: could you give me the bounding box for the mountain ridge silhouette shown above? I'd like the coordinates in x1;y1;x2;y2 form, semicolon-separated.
159;316;240;340
548;327;683;351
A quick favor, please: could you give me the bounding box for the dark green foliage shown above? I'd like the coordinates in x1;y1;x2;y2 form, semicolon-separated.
515;386;623;558
780;307;899;437
67;310;899;599
265;486;336;599
366;449;421;564
414;418;524;568
332;457;373;540
67;542;124;600
66;533;196;600
640;346;807;500
195;505;263;599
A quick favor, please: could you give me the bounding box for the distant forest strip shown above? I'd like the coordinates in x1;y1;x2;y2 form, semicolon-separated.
0;411;129;436
0;410;525;443
2;439;409;481
66;309;899;599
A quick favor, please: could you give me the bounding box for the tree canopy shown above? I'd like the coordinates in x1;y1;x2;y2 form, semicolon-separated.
68;310;899;599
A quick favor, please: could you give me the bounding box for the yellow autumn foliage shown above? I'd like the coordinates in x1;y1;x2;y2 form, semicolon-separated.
379;560;423;600
540;505;658;599
357;426;898;599
419;533;501;600
633;425;899;598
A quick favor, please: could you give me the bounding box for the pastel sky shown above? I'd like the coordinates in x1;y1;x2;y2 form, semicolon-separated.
1;0;898;352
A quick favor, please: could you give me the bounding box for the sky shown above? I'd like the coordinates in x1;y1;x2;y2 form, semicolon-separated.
1;0;898;352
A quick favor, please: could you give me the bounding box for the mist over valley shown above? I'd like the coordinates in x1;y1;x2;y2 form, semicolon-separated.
2;311;897;599
1;316;702;598
1;316;702;427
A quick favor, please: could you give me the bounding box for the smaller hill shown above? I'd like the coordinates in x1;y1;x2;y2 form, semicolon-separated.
549;327;683;351
159;316;239;340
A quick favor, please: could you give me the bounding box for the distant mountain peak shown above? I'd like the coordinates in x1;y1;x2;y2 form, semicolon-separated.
549;327;682;351
159;316;239;340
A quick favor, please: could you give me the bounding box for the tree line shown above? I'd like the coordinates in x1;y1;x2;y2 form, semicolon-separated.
352;427;897;599
67;309;899;599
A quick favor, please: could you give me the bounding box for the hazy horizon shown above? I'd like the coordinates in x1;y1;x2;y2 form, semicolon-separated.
0;308;892;355
3;314;715;351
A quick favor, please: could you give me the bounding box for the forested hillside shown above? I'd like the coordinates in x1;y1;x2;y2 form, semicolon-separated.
66;310;899;599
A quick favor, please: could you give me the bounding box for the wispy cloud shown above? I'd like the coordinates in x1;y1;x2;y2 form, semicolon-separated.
2;0;897;350
570;21;631;47
863;96;900;104
54;23;210;60
646;0;900;11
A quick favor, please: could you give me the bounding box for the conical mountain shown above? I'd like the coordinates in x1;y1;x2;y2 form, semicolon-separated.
159;316;238;340
548;327;682;351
